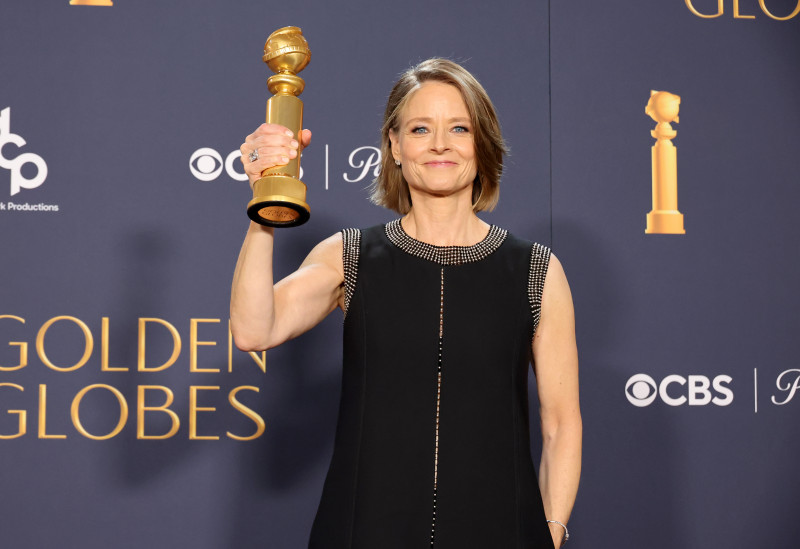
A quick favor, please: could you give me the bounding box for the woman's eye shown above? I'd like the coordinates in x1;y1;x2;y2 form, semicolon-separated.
452;126;469;133
411;126;428;134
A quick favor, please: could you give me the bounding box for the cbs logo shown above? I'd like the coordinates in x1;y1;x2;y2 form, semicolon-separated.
189;148;247;182
189;147;304;182
625;373;734;407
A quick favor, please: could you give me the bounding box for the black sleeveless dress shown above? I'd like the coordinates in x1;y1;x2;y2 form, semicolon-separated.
308;219;554;549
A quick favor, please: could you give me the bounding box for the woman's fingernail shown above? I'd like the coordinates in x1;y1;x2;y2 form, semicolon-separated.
289;149;297;157
281;156;289;163
285;130;294;137
290;140;299;148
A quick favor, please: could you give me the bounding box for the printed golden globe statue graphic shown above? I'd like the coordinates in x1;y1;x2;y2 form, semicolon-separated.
247;27;312;227
645;90;685;235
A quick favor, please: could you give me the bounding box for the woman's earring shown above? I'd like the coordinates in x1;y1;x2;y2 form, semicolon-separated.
395;159;401;166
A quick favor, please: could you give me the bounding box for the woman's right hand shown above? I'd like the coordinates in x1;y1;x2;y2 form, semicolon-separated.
239;124;312;188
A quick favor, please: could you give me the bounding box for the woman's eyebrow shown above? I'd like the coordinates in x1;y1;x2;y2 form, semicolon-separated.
404;116;471;124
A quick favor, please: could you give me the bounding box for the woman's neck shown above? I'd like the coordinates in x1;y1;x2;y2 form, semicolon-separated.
401;193;490;247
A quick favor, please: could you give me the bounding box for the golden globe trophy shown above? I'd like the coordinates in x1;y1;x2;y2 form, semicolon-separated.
247;27;311;227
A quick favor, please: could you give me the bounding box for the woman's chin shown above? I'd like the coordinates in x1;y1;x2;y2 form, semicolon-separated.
409;182;473;200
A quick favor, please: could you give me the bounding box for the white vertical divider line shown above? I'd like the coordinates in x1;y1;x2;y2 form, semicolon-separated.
754;368;758;413
325;144;329;190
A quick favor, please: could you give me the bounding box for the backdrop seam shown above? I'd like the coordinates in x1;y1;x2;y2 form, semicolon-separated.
547;0;553;249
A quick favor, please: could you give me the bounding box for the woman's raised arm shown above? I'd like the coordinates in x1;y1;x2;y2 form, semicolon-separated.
230;124;344;351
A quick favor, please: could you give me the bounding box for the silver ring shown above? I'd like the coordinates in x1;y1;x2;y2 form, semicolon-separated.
248;149;259;163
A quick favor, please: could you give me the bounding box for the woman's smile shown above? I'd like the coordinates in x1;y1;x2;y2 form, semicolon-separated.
424;160;458;167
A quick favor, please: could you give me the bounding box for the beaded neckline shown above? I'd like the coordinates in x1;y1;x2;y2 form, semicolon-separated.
384;218;507;266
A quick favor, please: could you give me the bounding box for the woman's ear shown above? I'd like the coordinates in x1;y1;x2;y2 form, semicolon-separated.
388;129;400;163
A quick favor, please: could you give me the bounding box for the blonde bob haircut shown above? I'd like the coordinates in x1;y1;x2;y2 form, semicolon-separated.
370;58;508;214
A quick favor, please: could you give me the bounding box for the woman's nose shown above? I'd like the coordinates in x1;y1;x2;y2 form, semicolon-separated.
431;130;449;152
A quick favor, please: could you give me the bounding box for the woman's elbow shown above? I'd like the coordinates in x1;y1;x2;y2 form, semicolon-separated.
232;336;267;353
541;409;582;444
230;324;272;352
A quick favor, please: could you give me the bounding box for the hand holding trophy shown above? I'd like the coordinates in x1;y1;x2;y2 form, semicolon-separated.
246;26;311;228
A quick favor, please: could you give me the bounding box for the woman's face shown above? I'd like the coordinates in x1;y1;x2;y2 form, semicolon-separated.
389;81;477;202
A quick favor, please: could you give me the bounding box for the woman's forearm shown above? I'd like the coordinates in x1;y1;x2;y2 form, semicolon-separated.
539;414;582;547
230;221;277;351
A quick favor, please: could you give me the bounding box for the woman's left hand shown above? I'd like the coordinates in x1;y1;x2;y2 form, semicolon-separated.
548;521;565;548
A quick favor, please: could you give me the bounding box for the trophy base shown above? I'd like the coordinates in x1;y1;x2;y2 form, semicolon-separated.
645;210;685;234
248;174;310;228
247;196;310;227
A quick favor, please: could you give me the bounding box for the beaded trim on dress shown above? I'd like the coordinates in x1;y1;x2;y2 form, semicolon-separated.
341;228;361;318
527;243;551;336
384;218;508;266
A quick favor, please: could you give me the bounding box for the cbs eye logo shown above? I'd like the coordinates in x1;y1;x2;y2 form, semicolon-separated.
189;147;304;182
625;373;734;407
189;148;246;182
625;374;659;407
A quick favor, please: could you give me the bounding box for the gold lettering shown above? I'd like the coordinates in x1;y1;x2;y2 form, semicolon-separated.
734;0;756;18
138;318;181;372
227;320;267;373
0;315;27;371
36;316;94;372
248;351;267;373
137;385;180;440
228;319;233;373
0;383;26;439
101;317;128;371
38;384;66;439
71;384;128;440
190;318;220;373
189;386;219;440
685;0;723;17
227;386;265;441
759;0;800;19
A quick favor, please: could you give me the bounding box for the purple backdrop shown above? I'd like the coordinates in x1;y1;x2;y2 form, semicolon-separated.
1;1;798;547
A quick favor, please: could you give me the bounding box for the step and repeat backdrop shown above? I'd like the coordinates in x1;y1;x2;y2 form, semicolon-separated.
1;1;798;548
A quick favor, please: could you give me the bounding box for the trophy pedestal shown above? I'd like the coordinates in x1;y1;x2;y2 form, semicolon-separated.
248;175;310;227
645;210;685;234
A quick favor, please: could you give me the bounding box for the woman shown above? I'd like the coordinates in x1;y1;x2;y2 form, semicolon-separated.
231;59;581;549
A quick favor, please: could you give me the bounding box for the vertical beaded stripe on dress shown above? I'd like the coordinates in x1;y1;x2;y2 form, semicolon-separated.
430;266;444;546
386;219;509;548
